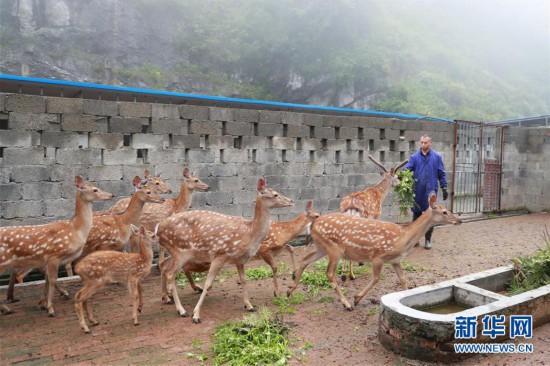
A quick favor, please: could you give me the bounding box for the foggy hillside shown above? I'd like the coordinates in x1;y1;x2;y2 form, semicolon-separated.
0;0;548;120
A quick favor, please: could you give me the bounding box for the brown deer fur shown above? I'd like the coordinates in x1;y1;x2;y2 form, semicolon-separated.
289;194;461;310
157;178;294;323
0;176;113;316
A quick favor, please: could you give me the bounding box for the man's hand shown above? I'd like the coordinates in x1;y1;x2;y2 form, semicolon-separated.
442;188;448;201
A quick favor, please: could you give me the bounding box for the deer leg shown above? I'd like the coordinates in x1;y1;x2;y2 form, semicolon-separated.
159;256;174;304
75;282;102;333
192;257;226;324
284;244;297;274
287;247;326;297
185;271;203;293
65;263;74;277
39;271;50;310
326;254;353;310
391;262;408;289
165;253;190;317
261;252;280;297
128;279;140;326
43;261;59;316
349;260;356;281
353;259;383;306
6;272;19;303
137;281;144;313
0;304;12;315
236;263;255;311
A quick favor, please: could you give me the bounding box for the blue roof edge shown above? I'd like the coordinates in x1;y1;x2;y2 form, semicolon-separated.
0;73;453;123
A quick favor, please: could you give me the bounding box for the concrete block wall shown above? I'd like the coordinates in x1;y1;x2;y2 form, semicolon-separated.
0;93;455;226
500;127;550;212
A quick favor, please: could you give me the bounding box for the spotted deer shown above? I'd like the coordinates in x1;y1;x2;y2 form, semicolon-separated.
0;176;113;316
79;176;164;258
339;155;408;280
74;225;156;333
179;201;320;297
157;177;294;323
288;194;461;309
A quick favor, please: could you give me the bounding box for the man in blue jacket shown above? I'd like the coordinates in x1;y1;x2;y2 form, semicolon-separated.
405;134;448;249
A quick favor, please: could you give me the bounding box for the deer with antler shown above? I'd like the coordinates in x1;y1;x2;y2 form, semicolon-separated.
157;178;294;323
288;194;461;309
74;225;156;333
177;201;320;297
0;176;113;316
339;155;408;280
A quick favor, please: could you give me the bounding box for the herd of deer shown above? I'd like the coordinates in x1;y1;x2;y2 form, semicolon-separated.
0;155;461;332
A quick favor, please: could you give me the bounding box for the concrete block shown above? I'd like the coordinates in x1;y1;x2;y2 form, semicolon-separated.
97;180;133;198
314;126;335;139
147;149;185;164
171;134;201;149
61;114;104;132
221;149;249;163
234;109;259;122
187;149;217;163
205;191;234;206
21;182;62;200
119;102;151;118
208;164;238;177
209;135;235;149
89;133;124;150
44;198;73;218
0;130;36;147
0;184;21;200
189;120;222;135
6;94;46;113
301;138;323;150
303;163;324;176
303;113;323;127
46;97;83;114
3;200;43;218
2;147;50;166
86;165;124;181
131;133;168;149
0;93;5;112
326;139;346;151
179;105;209;120
110;117;148;133
151;118;188;135
209;107;234;121
152;104;179;119
255;149;281;163
241;136;268;149
259;110;282;124
339;127;358;139
281;112;304;126
257;123;283;137
56;148;102;165
83;99;118;116
224;121;253;136
103;149;138;166
271;137;296;150
232;190;256;204
8;112;60;131
41;131;81;148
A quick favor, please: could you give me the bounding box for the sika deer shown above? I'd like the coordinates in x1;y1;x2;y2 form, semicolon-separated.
157;177;293;323
288;194;461;309
79;176;164;257
74;225;156;333
179;201;320;297
0;176;113;316
339;155;408;280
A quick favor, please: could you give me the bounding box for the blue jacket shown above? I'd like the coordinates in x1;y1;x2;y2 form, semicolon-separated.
405;149;447;214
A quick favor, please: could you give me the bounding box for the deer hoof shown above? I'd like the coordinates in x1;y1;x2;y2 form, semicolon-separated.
291;272;296;280
193;286;203;293
161;296;174;304
6;298;20;304
0;306;13;315
344;304;354;311
84;328;91;334
245;305;256;312
90;320;100;326
179;311;188;318
38;299;47;309
192;317;201;324
353;296;362;306
369;298;380;305
48;311;56;317
134;321;140;326
60;291;70;299
350;275;356;281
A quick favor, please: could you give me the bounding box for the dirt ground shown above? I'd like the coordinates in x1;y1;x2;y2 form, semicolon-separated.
1;213;549;366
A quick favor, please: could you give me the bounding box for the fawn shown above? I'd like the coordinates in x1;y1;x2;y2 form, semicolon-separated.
74;225;156;333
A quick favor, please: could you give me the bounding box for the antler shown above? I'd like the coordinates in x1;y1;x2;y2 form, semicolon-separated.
368;155;388;173
393;160;409;173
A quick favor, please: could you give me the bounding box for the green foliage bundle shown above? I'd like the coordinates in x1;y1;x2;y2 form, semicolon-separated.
509;230;550;294
394;170;416;216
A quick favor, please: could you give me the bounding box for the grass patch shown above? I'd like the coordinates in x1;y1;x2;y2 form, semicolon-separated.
299;259;371;292
401;261;425;273
508;230;550;295
176;271;206;288
245;266;273;280
272;293;306;315
213;308;291;366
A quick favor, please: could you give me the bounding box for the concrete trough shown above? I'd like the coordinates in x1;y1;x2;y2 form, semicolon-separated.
378;265;550;362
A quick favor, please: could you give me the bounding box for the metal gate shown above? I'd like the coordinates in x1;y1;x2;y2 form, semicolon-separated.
450;121;504;215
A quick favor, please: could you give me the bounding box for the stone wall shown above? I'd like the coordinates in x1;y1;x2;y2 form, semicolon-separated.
500;127;550;212
0;93;454;226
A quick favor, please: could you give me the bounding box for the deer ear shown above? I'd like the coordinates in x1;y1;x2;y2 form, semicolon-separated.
306;200;313;211
257;177;266;192
75;175;85;189
132;176;142;188
183;167;190;178
144;169;150;178
429;192;437;208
